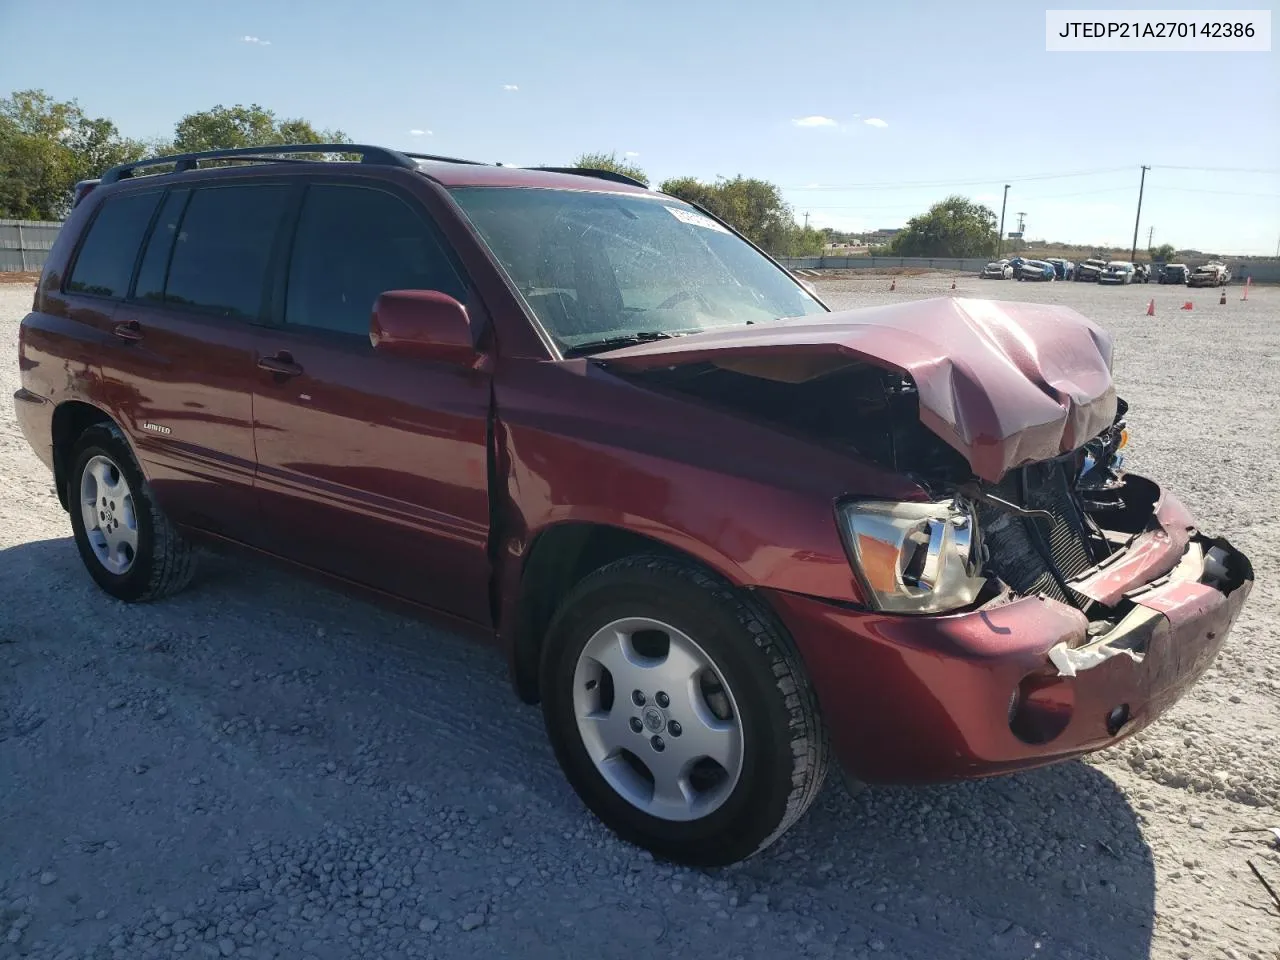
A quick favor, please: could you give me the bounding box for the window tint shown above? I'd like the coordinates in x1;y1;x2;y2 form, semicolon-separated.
285;184;464;336
66;192;162;298
133;189;190;302
164;184;291;318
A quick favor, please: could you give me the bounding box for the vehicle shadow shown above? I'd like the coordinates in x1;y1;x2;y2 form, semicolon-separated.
0;537;1155;960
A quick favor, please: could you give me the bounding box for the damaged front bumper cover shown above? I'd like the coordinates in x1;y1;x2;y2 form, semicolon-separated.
764;482;1253;784
1047;535;1243;678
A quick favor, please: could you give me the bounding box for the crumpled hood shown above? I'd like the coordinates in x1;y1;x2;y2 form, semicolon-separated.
595;297;1117;483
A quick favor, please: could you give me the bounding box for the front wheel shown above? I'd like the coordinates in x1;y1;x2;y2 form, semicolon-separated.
540;556;829;866
68;423;197;602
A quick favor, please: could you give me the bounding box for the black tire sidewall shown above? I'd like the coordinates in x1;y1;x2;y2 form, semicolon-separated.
67;428;161;602
541;562;799;865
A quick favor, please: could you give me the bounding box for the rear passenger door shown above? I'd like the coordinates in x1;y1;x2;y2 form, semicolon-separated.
96;181;292;544
251;180;493;625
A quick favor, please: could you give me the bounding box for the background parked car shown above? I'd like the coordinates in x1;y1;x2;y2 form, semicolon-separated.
1044;258;1075;280
1188;262;1231;287
1132;264;1150;283
981;260;1014;279
1159;263;1191;284
1098;261;1136;285
1016;259;1056;281
1075;258;1107;281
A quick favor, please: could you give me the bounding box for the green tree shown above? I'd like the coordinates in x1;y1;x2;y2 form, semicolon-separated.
889;195;998;258
168;104;350;154
1149;243;1176;261
659;175;810;255
0;89;147;220
572;151;648;186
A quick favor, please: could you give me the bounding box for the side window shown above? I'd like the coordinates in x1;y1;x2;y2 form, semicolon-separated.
164;184;291;319
285;184;465;336
133;189;190;302
66;192;162;298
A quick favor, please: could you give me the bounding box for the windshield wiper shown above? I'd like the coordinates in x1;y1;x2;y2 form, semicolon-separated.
562;331;677;357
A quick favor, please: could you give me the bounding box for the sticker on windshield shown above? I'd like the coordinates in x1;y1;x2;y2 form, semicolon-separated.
664;206;730;234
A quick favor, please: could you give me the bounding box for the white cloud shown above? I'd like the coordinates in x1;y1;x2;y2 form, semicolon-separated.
792;115;837;128
408;129;432;137
624;151;640;158
240;35;271;45
502;84;519;92
863;117;889;128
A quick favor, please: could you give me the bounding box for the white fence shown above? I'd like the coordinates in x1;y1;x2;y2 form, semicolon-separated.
3;218;1278;282
775;254;1280;283
0;219;62;272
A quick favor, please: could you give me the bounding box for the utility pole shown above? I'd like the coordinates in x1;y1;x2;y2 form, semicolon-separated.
803;211;810;230
1147;225;1154;250
1131;164;1150;263
997;184;1010;256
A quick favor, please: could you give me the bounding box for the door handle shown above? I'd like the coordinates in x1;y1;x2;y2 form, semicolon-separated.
112;321;143;342
257;352;304;377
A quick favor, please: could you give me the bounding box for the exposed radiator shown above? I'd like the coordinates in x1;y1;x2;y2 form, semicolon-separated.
977;457;1097;608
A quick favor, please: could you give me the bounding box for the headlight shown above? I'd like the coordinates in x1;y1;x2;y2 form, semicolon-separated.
836;499;986;614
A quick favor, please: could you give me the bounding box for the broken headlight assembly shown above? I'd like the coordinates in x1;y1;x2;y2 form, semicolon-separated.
836;499;987;614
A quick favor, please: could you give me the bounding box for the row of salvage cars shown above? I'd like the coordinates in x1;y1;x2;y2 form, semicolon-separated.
982;257;1232;287
981;257;1150;283
1180;262;1232;287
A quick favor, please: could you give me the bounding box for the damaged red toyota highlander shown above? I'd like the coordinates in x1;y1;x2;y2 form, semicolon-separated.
15;145;1253;866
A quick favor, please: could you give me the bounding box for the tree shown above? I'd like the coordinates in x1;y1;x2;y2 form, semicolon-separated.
0;89;147;220
889;195;998;258
572;151;648;186
168;104;350;154
1149;243;1176;262
659;175;819;255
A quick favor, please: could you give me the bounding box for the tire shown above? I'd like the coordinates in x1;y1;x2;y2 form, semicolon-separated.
67;422;197;602
540;555;829;866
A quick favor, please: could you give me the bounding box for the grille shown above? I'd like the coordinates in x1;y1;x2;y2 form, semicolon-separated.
977;458;1097;607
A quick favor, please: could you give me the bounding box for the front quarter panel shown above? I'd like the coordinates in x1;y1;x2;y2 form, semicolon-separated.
493;357;926;614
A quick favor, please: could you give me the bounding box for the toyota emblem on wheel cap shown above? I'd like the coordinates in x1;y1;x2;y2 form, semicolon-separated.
642;705;665;732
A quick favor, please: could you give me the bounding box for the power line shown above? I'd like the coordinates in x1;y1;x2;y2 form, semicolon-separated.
781;166;1132;190
1157;186;1280;198
1154;165;1280;174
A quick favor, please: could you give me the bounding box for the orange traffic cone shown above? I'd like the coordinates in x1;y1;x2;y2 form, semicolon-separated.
1242;277;1251;301
1220;288;1227;305
1181;301;1194;311
890;279;896;291
1146;298;1155;316
951;278;956;290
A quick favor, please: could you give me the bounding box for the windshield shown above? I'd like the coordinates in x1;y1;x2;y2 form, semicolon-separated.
449;187;827;353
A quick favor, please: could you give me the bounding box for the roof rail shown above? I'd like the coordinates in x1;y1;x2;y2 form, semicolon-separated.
526;166;649;189
401;152;487;166
100;143;417;184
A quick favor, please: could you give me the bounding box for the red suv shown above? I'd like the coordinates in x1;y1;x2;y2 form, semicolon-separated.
14;144;1253;866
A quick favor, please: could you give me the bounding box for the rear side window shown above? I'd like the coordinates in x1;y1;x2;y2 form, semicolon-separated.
66;192;162;298
285;184;464;336
164;184;291;319
133;189;190;302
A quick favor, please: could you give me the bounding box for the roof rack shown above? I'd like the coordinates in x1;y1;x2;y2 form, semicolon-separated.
100;143;418;184
401;151;487;166
527;166;649;189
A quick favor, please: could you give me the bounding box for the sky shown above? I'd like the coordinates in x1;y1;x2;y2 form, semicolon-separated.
2;0;1276;253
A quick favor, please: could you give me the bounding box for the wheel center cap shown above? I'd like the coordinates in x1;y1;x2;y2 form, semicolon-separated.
641;705;666;732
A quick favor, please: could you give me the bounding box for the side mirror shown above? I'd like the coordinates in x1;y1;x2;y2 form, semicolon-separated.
370;290;480;365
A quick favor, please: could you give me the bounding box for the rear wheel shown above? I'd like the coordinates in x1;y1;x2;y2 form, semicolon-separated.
68;423;196;602
540;555;828;866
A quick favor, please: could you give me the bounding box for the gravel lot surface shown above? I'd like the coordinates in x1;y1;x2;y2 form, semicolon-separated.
2;275;1278;960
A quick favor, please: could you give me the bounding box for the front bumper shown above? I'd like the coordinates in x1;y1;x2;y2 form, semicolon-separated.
767;486;1252;784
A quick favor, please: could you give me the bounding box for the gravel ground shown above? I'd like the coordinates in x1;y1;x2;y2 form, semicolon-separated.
1;275;1278;960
